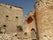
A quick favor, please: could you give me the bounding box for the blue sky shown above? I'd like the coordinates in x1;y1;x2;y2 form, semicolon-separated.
0;0;37;16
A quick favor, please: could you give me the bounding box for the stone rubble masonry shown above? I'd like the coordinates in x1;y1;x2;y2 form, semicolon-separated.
0;33;30;40
24;10;37;40
35;0;53;40
0;3;23;33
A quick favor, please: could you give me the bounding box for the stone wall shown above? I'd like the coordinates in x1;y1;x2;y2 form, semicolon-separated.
24;10;37;40
0;4;23;33
0;33;30;40
35;0;53;40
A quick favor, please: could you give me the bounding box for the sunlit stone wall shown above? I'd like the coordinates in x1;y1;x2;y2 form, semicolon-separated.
24;10;37;40
0;4;23;33
35;0;53;40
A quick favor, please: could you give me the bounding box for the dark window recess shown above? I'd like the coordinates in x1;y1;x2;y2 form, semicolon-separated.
0;31;3;34
15;34;17;36
16;16;18;19
37;3;39;5
17;26;23;32
3;25;6;27
24;32;27;36
0;27;2;34
10;6;12;8
6;15;9;17
44;35;47;37
26;16;33;24
32;39;36;40
31;28;35;31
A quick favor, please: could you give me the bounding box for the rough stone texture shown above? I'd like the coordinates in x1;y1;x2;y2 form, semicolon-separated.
35;0;53;40
0;33;30;40
0;4;32;40
0;4;23;33
24;10;37;40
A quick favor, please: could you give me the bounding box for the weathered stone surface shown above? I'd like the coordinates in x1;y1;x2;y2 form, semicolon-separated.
24;10;37;40
35;0;53;40
0;33;31;40
0;4;23;33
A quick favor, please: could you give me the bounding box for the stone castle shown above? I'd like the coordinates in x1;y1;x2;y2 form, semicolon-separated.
0;4;36;40
0;0;53;40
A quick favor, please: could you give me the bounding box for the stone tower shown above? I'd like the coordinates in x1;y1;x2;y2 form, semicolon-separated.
35;0;53;40
0;4;23;33
24;10;37;40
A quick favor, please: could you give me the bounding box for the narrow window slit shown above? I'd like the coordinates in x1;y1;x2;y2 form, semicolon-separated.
16;16;18;19
3;25;6;27
6;15;9;17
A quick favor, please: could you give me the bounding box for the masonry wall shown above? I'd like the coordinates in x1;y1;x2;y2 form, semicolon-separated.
0;4;23;33
24;10;37;40
35;0;53;40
